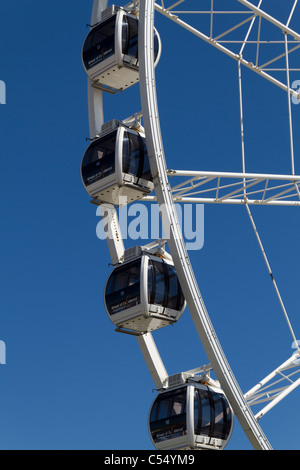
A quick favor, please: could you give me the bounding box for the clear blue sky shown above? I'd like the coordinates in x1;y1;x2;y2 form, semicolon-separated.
0;0;299;450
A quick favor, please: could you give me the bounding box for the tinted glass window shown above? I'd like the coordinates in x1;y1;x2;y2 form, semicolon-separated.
213;393;232;440
122;14;159;61
148;260;165;306
83;16;116;70
81;131;117;187
122;131;152;182
194;389;232;441
194;389;212;437
150;389;187;443
153;29;159;61
167;265;184;310
148;260;185;311
122;16;138;59
105;259;141;315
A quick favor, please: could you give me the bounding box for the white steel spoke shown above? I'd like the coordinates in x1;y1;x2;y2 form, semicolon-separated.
236;50;299;351
239;0;263;56
245;203;299;348
285;33;296;176
287;0;299;27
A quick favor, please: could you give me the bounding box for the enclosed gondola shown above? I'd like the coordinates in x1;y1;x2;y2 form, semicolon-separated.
82;5;161;93
104;250;186;333
81;120;154;205
149;382;233;450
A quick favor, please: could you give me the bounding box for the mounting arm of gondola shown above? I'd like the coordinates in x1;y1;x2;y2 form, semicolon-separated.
121;111;144;132
98;203;125;265
136;332;168;389
87;0;107;137
87;0;124;269
88;81;104;138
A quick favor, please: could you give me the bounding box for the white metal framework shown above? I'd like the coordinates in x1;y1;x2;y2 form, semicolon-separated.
144;170;300;206
245;352;300;421
150;0;300;208
83;0;300;450
154;0;300;102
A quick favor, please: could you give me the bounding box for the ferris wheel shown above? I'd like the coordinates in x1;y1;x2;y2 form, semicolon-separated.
81;0;300;450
